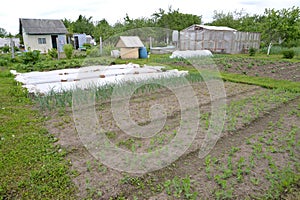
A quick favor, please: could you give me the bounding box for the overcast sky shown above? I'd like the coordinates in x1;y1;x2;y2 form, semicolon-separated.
1;0;299;35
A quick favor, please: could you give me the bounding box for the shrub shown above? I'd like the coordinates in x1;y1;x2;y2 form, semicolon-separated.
102;44;115;56
14;46;20;52
82;43;92;49
1;46;10;53
282;50;295;59
48;48;58;59
22;50;41;64
87;48;100;57
63;44;74;59
249;47;257;56
0;59;8;66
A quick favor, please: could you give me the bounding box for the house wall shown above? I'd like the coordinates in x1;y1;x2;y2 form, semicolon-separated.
22;33;67;53
73;34;86;49
120;48;139;59
23;33;52;53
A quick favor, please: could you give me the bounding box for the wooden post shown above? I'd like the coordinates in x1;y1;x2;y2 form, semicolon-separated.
267;42;272;56
178;31;180;50
10;38;15;59
195;30;197;50
56;38;60;60
149;37;152;49
99;37;103;55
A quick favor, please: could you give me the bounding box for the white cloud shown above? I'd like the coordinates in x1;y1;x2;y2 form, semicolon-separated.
1;0;299;35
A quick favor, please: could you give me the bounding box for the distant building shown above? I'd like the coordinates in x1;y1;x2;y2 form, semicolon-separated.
71;33;95;50
19;18;68;53
179;24;260;54
0;38;20;48
116;36;144;59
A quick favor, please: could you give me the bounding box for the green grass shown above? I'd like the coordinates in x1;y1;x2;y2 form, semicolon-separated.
0;69;77;199
221;72;300;93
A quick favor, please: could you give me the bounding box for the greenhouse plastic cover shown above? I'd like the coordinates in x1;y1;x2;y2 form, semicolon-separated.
170;50;213;59
10;63;188;95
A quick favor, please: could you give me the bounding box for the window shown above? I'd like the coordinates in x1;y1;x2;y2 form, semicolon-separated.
38;38;46;44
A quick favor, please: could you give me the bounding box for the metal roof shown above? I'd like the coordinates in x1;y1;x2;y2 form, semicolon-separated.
184;24;237;32
19;18;68;35
116;36;144;48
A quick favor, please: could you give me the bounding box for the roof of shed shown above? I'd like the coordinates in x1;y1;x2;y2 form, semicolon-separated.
184;24;237;32
19;18;68;34
116;36;144;48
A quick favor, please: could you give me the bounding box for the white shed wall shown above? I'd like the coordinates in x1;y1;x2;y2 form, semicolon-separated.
23;33;52;53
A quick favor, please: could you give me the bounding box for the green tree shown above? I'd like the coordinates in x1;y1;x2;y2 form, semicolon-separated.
153;7;202;30
93;19;114;42
123;14;156;30
209;10;238;28
72;15;95;35
261;7;300;47
0;27;7;37
62;18;74;33
208;9;260;32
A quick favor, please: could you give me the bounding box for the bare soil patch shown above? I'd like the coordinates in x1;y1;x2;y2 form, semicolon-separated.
43;80;299;199
216;58;300;82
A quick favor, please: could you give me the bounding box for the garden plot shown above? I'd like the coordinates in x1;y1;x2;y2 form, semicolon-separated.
10;63;188;95
42;78;299;199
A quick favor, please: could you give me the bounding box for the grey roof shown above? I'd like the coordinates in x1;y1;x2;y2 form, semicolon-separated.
116;36;144;48
184;24;237;32
20;18;68;35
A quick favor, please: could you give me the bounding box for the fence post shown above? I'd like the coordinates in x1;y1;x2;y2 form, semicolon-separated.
99;37;103;55
10;38;15;59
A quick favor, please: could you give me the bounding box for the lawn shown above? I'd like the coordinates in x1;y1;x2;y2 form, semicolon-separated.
0;69;76;199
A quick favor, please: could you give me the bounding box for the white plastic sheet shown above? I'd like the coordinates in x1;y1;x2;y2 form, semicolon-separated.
170;50;213;59
11;63;188;95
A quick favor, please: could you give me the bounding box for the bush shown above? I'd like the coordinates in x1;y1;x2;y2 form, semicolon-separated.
1;46;10;53
249;47;257;56
48;48;58;59
259;46;283;55
0;59;8;66
22;50;41;64
82;43;92;49
63;44;74;59
14;46;20;52
87;48;100;57
282;49;295;59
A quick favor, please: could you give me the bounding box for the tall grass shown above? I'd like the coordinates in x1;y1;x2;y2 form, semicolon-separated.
259;46;300;56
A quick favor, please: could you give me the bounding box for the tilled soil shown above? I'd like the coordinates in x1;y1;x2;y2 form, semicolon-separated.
216;58;300;82
44;81;299;199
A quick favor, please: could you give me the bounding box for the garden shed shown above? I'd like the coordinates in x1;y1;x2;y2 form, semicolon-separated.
116;36;144;59
179;24;260;54
19;18;68;53
0;38;20;48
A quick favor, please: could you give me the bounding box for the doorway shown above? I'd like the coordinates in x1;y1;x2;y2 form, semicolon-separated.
74;36;79;49
51;35;58;49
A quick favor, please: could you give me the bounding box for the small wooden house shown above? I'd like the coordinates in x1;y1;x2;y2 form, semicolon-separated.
19;18;68;53
116;36;144;59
